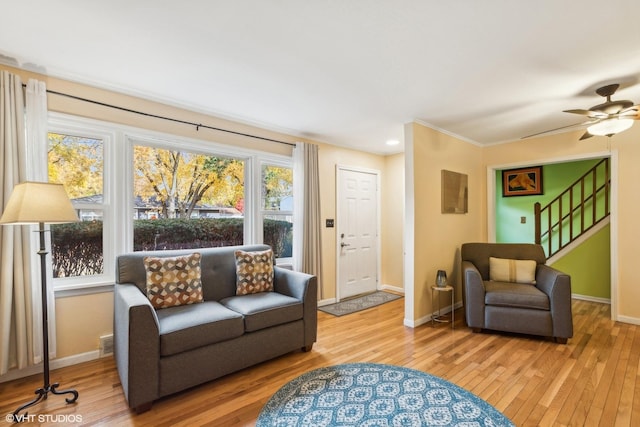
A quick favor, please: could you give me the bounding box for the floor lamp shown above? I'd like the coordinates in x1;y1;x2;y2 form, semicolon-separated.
0;182;80;419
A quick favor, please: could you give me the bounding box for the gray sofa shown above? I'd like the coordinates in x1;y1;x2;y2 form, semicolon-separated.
113;244;317;412
461;243;573;343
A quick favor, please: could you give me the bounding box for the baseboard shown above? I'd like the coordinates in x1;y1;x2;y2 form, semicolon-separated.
0;350;101;384
379;284;404;294
571;295;640;325
617;315;640;326
404;301;463;328
318;297;337;307
572;294;611;304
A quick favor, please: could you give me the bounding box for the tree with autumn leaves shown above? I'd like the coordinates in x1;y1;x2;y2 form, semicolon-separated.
133;146;245;219
262;166;292;210
47;135;294;275
49;135;292;218
48;133;103;199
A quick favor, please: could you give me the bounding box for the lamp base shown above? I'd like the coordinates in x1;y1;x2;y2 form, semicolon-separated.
12;383;78;422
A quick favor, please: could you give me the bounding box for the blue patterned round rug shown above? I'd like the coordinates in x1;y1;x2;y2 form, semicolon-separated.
257;363;514;426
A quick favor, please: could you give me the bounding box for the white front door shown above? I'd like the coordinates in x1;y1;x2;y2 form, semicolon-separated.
337;167;379;301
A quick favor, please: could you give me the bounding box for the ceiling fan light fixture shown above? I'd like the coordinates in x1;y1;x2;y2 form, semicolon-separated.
587;118;634;136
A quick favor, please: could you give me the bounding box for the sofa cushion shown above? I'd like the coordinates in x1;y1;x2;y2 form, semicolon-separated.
156;301;244;356
220;292;303;332
489;257;536;284
234;249;274;295
144;252;204;309
484;281;550;311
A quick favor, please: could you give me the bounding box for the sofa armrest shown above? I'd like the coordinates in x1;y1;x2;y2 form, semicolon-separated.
535;265;573;339
462;260;486;329
113;283;160;410
274;267;317;348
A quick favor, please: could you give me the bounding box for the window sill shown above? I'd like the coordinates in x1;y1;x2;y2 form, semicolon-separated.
54;282;114;299
276;257;293;270
53;259;294;298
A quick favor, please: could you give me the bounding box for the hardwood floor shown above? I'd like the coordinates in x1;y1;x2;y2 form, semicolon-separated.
1;298;638;426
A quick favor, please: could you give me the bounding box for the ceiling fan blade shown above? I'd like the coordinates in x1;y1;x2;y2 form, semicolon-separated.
521;120;596;139
564;108;608;119
579;131;593;140
618;105;640;119
563;109;597;116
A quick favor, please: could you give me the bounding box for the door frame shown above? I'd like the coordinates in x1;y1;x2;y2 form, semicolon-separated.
335;164;382;302
486;149;618;321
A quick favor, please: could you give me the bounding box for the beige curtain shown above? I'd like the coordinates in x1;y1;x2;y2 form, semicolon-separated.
0;71;33;375
292;142;323;298
25;78;53;363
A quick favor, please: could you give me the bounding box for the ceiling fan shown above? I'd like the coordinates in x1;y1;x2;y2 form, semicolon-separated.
524;83;640;140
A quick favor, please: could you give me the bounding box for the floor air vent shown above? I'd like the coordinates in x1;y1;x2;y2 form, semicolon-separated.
100;334;114;357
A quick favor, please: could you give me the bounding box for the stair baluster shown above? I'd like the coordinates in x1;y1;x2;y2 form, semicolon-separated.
534;158;610;259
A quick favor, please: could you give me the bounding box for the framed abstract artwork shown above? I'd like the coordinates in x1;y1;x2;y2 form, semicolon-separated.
502;166;543;197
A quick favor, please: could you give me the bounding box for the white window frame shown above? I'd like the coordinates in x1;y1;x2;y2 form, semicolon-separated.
47;114;116;293
47;113;292;294
124;133;256;250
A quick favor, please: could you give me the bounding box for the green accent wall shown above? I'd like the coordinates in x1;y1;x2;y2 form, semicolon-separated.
495;159;600;243
550;224;611;299
495;158;610;300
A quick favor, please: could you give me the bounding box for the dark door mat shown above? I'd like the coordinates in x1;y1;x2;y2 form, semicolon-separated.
318;291;402;316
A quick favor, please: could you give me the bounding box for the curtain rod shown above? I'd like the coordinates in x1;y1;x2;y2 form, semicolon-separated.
25;84;296;147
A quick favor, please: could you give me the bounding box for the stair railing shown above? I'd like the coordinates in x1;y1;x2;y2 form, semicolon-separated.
534;158;610;258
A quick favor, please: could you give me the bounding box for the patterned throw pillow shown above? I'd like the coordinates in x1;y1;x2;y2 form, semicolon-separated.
489;256;537;284
235;249;274;295
144;253;204;309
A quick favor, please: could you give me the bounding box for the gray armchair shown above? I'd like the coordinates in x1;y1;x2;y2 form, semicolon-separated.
461;243;573;343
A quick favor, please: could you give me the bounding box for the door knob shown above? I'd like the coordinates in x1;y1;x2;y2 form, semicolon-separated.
341;242;351;248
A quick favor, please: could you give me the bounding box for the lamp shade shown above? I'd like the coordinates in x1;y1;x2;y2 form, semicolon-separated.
0;182;79;225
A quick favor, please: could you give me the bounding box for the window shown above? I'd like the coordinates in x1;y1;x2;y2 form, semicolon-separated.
132;144;246;251
48;132;106;281
45;113;293;292
261;163;293;260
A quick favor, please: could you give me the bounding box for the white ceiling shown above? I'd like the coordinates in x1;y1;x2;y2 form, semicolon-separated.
2;0;640;154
